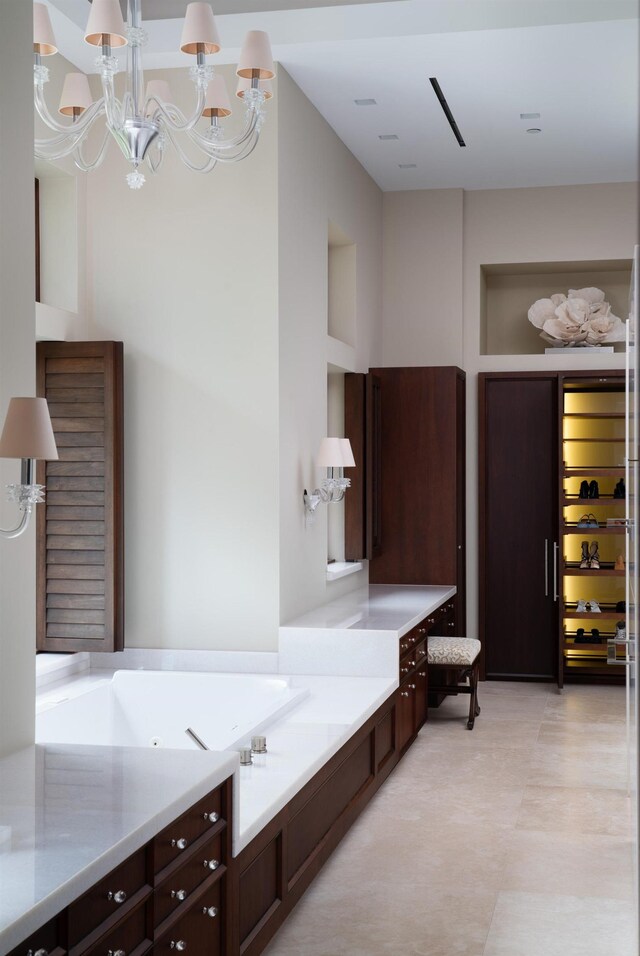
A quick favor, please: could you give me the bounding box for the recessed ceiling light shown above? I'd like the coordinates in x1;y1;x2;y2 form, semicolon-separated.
398;163;417;169
526;128;542;134
354;98;377;106
520;112;541;120
379;134;399;141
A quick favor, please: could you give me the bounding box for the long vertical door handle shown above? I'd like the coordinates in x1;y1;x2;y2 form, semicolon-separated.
544;539;549;597
553;541;559;602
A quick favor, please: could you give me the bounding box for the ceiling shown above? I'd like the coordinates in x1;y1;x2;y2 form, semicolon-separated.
44;0;640;191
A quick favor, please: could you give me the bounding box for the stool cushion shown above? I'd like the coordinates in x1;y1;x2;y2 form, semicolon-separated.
427;636;481;666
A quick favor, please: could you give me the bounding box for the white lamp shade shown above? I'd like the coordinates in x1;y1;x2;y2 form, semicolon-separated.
58;73;93;116
340;438;356;468
84;0;127;47
316;437;344;468
237;30;275;80
202;75;232;117
0;398;58;461
236;76;273;100
180;3;220;55
34;3;58;56
145;79;173;116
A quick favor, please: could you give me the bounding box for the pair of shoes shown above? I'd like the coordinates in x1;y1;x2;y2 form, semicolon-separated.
614;478;626;499
579;480;599;499
577;514;599;528
615;553;625;571
580;541;600;569
575;599;600;612
576;627;601;643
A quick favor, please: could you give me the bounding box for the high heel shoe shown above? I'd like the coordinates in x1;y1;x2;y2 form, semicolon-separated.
580;540;590;569
614;478;625;499
590;627;601;644
579;480;590;499
589;541;600;570
588;480;599;499
576;627;585;642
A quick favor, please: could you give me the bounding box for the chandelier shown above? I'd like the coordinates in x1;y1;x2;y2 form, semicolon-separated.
33;0;275;188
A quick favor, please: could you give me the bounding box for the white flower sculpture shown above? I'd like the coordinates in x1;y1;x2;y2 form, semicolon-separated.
528;287;626;347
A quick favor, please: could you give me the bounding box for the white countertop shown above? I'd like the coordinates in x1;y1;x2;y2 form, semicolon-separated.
281;584;456;636
0;744;238;955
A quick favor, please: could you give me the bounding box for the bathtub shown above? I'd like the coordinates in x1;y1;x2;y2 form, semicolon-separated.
36;670;308;751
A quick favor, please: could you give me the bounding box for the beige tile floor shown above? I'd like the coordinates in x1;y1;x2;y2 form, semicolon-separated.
262;681;637;956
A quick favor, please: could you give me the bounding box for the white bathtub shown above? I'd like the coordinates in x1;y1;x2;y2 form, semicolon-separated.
36;670;308;751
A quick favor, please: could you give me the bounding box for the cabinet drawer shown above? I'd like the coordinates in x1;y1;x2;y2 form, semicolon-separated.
154;789;223;876
154;832;223;927
68;847;149;947
7;916;65;956
154;881;222;956
81;899;152;956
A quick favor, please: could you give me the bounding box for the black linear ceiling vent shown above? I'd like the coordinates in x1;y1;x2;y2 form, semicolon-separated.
429;77;466;147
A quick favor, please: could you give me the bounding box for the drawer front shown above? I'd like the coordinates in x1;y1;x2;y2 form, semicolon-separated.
414;638;427;667
154;881;222;956
68;847;149;947
154;832;223;927
154;788;223;876
7;916;64;956
82;899;152;956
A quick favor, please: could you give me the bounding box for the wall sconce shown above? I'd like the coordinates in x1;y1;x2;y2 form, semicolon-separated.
0;398;59;539
303;437;355;517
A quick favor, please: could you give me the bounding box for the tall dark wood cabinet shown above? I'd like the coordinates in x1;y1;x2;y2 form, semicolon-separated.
479;373;559;680
347;366;466;634
36;341;124;653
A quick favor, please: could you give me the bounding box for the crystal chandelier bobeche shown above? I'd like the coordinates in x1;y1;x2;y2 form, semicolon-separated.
34;0;275;188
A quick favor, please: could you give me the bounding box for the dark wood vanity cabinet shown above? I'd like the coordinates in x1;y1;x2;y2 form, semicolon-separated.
346;366;466;634
8;779;231;956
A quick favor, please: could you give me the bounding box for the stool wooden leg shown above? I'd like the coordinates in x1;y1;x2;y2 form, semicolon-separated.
467;661;479;730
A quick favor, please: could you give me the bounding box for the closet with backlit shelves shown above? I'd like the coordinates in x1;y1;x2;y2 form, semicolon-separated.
560;373;627;686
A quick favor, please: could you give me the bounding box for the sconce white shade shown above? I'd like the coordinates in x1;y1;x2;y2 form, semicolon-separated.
237;31;275;80
0;398;59;461
202;75;232;117
316;437;344;468
236;77;273;100
145;79;173;115
34;3;58;56
58;73;93;116
180;3;221;55
339;438;356;467
84;0;127;47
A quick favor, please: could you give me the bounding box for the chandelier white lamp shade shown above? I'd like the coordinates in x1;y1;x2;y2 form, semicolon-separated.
33;0;275;189
0;398;59;540
303;437;356;515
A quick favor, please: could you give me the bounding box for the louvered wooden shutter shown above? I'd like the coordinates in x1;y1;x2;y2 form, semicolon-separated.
36;341;124;652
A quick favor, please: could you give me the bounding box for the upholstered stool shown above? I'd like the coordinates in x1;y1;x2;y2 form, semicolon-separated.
427;636;482;730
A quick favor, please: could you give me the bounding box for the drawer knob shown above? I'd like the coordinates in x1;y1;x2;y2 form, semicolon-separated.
408;683;416;690
204;811;219;823
418;671;426;677
171;889;187;901
170;942;187;951
407;660;415;667
171;837;188;850
418;628;426;635
107;890;127;904
204;858;220;870
203;906;218;918
107;950;126;956
400;691;409;698
27;950;48;956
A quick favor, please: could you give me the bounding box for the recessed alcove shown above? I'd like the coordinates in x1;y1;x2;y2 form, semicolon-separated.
328;220;356;347
480;259;632;355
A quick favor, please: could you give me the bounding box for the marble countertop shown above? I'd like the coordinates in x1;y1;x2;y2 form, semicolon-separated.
281;584;456;636
0;744;238;955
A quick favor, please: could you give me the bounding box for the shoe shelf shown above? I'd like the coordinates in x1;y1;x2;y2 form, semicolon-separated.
563;412;625;419
563;527;626;534
563;496;625;505
564;612;626;621
563;566;625;576
563;438;625;443
563;467;626;477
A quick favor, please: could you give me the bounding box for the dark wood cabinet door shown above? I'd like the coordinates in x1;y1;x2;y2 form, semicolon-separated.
479;374;559;680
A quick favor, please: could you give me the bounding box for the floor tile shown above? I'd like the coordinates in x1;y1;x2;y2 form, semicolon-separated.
516;783;633;837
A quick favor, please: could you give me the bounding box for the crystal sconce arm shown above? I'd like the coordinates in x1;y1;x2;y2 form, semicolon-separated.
0;398;58;540
303;438;355;520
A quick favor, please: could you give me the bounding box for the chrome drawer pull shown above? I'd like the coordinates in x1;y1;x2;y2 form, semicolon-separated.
171;889;187;901
107;890;127;904
418;671;426;677
408;683;416;689
204;858;219;870
203;906;218;918
400;691;409;698
27;950;48;956
171;837;188;850
203;811;219;823
170;941;187;951
107;950;125;956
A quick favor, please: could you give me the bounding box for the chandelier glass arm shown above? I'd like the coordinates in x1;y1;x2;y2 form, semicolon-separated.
186;109;261;154
203;133;260;164
0;511;32;541
161;125;219;173
73;128;112;172
145;88;207;133
34;83;105;137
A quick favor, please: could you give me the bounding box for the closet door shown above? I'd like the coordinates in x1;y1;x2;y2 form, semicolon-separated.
479;374;559;680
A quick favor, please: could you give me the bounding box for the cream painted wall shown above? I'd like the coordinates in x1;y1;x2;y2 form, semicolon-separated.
85;65;281;651
0;2;37;758
382;181;639;643
277;68;383;624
